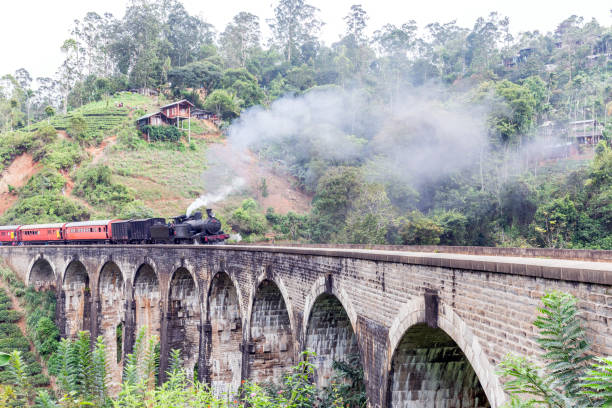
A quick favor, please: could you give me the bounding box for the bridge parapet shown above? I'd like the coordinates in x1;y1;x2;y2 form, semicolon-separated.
0;244;611;408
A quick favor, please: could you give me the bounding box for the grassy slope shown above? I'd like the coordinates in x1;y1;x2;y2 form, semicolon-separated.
0;92;309;223
105;140;213;216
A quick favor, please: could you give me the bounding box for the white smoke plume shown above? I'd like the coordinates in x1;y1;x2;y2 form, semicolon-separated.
186;178;245;216
228;86;490;195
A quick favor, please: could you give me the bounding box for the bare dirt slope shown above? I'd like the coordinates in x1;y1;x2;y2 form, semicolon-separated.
205;141;312;214
0;154;42;216
87;135;117;165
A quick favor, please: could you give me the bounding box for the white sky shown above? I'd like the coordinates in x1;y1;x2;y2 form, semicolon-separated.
0;0;610;81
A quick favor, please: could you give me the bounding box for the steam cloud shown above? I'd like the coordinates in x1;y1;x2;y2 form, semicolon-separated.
191;85;555;215
228;86;490;190
186;177;245;216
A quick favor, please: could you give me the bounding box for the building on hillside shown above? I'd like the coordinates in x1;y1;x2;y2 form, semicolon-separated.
136;99;194;130
568;119;604;145
517;48;535;63
135;99;195;142
191;108;219;121
502;56;516;68
136;112;165;128
538;120;555;141
129;87;159;96
159;100;194;127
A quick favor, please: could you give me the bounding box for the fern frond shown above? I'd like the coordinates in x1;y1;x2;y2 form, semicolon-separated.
581;357;612;406
7;350;32;404
533;291;592;404
92;335;109;404
497;354;566;407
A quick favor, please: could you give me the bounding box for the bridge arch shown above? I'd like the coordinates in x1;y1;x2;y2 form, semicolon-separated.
62;259;91;338
247;277;295;383
302;276;363;388
166;267;201;378
27;255;56;290
97;261;125;392
132;263;161;341
205;270;243;396
387;297;502;407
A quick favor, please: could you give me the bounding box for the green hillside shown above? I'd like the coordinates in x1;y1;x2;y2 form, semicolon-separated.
0;93;221;224
0;0;610;247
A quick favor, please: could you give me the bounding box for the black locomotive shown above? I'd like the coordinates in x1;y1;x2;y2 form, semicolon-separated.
150;209;229;244
113;209;229;244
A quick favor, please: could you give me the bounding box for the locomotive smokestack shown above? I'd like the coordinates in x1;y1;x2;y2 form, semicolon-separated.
206;208;214;218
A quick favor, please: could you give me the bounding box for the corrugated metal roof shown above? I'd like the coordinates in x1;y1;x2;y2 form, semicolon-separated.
65;220;116;227
160;99;194;109
136;111;162;121
21;223;65;229
0;226;19;230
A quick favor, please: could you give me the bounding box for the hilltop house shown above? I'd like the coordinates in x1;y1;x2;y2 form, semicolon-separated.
136;99;194;130
568;119;604;145
191;108;219;122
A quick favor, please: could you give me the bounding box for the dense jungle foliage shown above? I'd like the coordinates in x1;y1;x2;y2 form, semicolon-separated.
0;0;610;248
1;328;366;407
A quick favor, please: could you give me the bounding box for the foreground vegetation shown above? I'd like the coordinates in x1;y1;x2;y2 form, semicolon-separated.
1;285;611;407
500;291;612;407
1;328;365;408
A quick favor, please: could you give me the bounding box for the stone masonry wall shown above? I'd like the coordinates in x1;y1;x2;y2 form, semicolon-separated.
0;245;611;408
63;261;90;338
248;280;294;384
98;261;125;393
167;268;200;378
207;272;243;396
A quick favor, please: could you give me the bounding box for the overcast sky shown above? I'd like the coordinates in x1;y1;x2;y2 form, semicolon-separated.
1;0;610;81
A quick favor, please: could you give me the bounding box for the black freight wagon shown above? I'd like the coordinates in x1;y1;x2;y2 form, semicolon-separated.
111;218;166;243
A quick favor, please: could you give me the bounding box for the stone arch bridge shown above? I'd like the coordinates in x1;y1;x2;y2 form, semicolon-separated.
1;244;611;408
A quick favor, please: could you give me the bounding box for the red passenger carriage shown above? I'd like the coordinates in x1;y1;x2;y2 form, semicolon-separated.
64;220;119;243
0;226;19;245
19;223;65;244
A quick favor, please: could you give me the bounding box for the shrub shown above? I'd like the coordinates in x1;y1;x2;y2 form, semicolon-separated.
118;127;147;150
19;169;66;198
29;374;50;387
73;164;134;210
42;139;87;170
141;125;184;142
68;114;87;142
397;211;443;245
266;208;310;241
0;336;30;352
0;194;89;224
34;318;59;357
0;310;21;324
0;131;36;170
228;199;267;235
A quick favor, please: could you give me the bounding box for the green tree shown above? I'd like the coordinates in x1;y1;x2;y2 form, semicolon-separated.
44;106;55;124
530;195;578;248
163;1;214;67
203;89;240;120
269;0;322;64
397;211;443;245
168;59;223;93
220;12;261;68
68;114;88;142
228;198;267;236
310;166;363;242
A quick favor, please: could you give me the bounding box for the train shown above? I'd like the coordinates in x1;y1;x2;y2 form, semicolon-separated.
0;209;229;245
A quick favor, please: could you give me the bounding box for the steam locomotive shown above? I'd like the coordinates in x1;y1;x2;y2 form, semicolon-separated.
0;209;229;246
